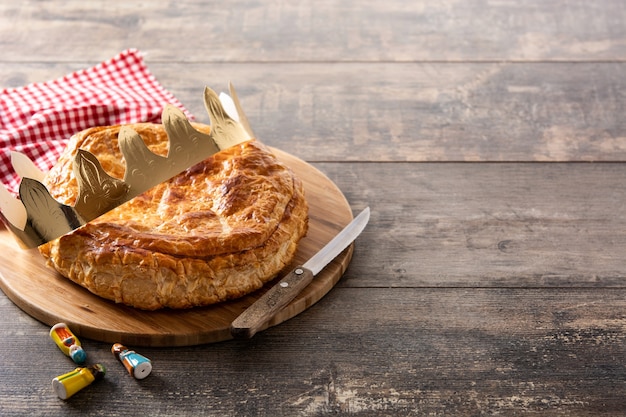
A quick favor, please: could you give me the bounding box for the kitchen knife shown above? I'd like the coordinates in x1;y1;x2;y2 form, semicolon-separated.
230;206;370;339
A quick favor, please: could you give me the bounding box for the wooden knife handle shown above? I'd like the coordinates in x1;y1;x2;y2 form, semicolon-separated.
230;266;315;339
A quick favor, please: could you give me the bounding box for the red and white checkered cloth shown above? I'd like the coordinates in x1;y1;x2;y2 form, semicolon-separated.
0;48;193;195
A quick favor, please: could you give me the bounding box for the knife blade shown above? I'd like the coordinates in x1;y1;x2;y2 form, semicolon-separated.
230;206;370;339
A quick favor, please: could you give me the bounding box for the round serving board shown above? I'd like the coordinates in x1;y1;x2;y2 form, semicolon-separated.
0;148;354;347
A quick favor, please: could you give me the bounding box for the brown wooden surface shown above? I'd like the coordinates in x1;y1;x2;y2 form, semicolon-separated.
2;0;626;416
0;149;354;347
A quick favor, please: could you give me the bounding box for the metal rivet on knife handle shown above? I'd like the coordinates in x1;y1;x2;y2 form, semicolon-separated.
230;266;315;339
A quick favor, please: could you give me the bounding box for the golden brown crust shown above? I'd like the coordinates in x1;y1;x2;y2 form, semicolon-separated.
39;123;308;310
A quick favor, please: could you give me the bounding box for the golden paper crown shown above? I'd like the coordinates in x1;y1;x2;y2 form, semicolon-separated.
0;84;254;248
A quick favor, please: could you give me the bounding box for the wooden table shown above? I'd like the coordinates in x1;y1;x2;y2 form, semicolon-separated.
2;1;626;415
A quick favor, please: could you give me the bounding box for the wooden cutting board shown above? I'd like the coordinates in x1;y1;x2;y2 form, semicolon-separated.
0;148;354;347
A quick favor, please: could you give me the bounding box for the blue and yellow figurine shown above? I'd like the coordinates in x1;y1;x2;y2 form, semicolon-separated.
49;323;86;364
112;343;152;380
52;364;106;400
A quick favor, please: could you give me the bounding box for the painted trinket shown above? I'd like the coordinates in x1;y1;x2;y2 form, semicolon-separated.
52;364;106;400
111;343;152;379
49;323;86;364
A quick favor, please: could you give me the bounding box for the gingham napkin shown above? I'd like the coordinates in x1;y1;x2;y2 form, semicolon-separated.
0;49;193;195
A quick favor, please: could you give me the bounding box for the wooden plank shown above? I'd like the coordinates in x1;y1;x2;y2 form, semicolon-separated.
167;63;626;163
5;161;626;291
315;161;626;288
1;0;626;62
2;62;626;162
1;287;625;415
3;162;626;291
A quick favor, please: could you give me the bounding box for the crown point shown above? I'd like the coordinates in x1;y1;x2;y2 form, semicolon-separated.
11;151;45;182
0;182;27;231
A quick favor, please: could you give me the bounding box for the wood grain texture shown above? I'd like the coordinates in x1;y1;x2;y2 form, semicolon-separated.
0;149;355;346
1;0;626;62
2;62;626;162
1;288;625;415
2;0;626;415
317;162;626;288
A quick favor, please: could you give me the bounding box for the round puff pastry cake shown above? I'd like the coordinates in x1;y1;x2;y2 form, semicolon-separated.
38;123;308;310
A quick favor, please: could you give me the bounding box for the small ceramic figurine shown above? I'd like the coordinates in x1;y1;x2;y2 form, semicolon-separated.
49;323;86;364
111;343;152;379
52;364;106;400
